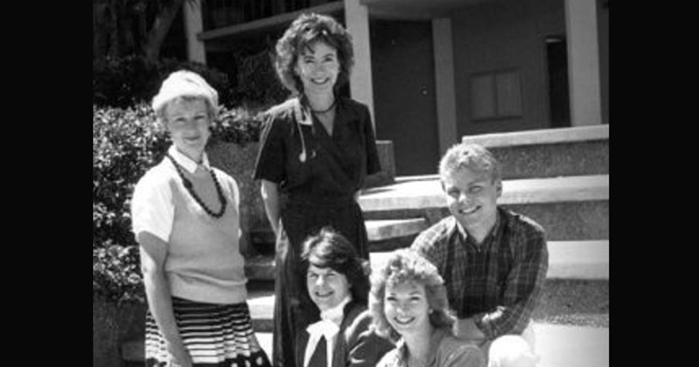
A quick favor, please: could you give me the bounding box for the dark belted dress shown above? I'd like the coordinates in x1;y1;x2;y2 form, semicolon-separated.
253;97;381;367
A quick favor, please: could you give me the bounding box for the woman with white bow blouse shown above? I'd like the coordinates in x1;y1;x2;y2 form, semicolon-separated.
296;227;393;367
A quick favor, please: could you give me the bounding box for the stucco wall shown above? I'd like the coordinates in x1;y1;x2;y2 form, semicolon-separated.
452;0;566;137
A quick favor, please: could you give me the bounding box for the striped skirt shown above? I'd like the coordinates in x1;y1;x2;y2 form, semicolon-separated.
145;297;271;367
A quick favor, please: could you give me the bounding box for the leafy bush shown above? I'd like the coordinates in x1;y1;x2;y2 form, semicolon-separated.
93;103;263;303
93;55;233;109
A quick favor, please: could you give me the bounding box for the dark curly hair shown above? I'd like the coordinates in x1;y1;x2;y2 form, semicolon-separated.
301;227;371;305
274;12;355;95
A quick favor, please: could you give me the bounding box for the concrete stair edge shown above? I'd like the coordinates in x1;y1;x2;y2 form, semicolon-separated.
358;174;609;212
461;125;609;149
366;218;429;241
248;218;429;246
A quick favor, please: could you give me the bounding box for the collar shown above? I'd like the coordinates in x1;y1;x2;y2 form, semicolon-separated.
295;95;342;126
448;208;502;246
319;296;352;326
304;296;351;358
397;327;447;366
168;145;210;174
305;305;347;367
293;97;313;126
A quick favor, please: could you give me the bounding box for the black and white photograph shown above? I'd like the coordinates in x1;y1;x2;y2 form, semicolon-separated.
93;1;609;366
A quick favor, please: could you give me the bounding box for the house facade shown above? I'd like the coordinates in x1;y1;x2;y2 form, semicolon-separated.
182;0;609;175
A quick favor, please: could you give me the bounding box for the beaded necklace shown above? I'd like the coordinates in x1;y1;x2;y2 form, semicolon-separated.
166;153;227;218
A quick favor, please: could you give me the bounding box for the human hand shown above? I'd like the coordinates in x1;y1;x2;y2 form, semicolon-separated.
167;341;193;367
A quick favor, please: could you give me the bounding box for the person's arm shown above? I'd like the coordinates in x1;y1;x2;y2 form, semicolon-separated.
138;231;193;367
260;179;281;237
362;104;381;176
472;230;548;340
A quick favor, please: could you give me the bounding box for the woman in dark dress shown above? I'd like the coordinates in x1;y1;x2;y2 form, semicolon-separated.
253;12;381;367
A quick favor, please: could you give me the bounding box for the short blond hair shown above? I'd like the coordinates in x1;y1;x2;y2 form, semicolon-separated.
439;143;501;183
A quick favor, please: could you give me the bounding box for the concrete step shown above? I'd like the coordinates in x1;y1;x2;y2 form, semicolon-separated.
244;218;429;281
366;218;429;241
245;239;608;288
247;216;429;262
461;125;609;179
244;254;276;281
358;174;609;241
251;217;429;245
359;174;609;212
545;241;609;279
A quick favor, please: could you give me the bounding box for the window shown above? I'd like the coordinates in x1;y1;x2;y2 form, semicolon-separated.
470;69;523;121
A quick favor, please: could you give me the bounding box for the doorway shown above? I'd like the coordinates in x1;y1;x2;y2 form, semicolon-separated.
371;20;440;176
546;36;571;128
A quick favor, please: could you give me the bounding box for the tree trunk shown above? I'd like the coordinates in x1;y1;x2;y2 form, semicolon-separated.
94;3;108;60
107;0;121;58
143;0;186;63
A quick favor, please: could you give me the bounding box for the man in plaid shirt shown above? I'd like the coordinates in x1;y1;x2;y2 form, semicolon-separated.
411;143;547;366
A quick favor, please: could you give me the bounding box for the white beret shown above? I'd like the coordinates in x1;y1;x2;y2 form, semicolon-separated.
151;70;219;113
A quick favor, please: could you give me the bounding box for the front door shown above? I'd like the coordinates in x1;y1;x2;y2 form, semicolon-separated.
371;19;440;176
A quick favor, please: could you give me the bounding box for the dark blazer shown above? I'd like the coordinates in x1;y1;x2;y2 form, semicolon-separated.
296;302;394;367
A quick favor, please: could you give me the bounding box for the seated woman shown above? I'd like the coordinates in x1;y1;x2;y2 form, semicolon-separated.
297;227;394;367
370;249;486;367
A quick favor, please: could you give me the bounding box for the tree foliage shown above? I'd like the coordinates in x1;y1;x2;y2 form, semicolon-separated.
93;0;191;63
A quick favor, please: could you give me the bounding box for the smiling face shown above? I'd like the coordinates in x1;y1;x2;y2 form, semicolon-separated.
307;264;351;312
442;166;502;237
384;280;432;337
164;97;211;161
295;41;340;97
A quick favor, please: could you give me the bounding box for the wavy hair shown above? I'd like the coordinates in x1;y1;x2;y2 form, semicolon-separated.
301;227;371;305
274;12;354;95
439;142;502;184
369;249;456;342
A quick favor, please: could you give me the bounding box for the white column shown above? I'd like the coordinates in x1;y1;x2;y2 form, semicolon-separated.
344;0;375;128
565;0;602;126
183;0;206;64
433;18;458;155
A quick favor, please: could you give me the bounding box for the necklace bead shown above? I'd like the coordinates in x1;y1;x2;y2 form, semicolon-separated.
166;154;227;218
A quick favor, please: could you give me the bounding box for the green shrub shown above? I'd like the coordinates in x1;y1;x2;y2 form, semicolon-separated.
93;103;263;303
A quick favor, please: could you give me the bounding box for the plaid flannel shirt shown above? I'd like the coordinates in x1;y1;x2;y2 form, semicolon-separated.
411;207;548;340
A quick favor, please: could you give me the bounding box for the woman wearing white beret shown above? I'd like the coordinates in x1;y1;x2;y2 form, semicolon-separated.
131;70;271;367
